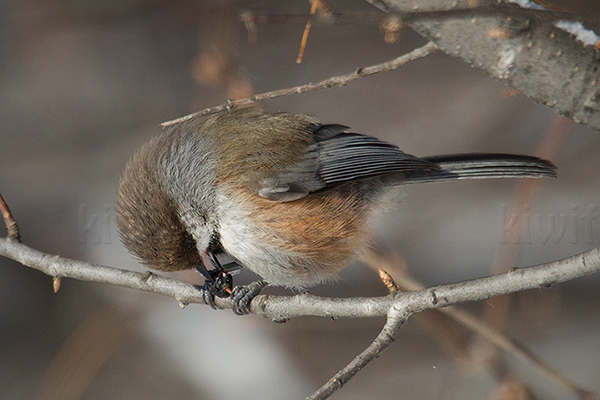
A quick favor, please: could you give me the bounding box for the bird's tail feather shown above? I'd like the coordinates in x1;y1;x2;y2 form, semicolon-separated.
400;154;557;184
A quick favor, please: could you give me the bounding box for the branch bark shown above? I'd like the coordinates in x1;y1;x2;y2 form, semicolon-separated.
1;236;599;322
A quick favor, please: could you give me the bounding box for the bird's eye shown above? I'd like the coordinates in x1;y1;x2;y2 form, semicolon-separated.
184;238;196;250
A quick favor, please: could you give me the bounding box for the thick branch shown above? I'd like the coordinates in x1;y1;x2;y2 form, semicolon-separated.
370;0;600;132
1;237;599;322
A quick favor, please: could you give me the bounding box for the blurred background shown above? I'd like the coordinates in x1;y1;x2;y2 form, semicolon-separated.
1;0;599;399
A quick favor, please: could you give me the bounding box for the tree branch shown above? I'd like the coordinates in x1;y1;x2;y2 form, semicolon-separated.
4;238;597;399
369;0;600;131
165;2;600;131
363;249;596;400
161;41;438;126
1;236;599;322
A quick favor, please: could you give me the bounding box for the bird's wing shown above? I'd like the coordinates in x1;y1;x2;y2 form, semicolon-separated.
256;124;441;201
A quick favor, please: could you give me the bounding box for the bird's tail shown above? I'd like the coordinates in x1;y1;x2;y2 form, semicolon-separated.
401;154;557;184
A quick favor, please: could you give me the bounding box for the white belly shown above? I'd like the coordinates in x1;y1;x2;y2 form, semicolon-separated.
215;192;333;289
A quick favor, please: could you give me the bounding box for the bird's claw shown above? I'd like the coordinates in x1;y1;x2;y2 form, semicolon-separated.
230;280;268;315
195;284;217;309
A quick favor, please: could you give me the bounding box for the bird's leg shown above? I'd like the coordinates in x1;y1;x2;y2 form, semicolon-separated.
230;280;268;315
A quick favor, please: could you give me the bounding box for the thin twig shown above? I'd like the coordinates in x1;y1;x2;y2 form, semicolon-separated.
0;192;20;242
243;11;383;26
296;1;318;64
306;306;407;400
161;41;438;126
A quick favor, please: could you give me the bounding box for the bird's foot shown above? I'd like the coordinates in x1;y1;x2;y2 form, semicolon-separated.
230;280;268;315
195;268;233;309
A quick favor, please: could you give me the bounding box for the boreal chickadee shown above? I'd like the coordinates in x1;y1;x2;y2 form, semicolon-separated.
115;108;556;314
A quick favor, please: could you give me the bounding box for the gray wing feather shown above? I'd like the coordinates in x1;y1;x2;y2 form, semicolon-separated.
257;124;439;201
315;128;439;186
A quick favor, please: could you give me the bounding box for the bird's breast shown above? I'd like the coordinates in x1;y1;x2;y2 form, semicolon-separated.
215;185;375;289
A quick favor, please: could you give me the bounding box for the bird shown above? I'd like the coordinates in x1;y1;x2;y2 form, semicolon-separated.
115;107;556;314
